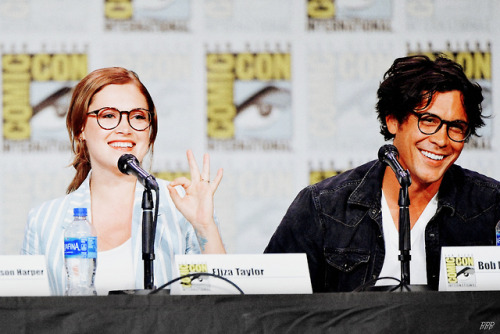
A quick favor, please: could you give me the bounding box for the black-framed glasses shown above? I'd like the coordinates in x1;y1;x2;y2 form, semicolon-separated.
87;107;152;131
409;110;470;143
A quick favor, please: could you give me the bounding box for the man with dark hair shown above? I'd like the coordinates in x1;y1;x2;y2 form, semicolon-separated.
265;55;500;292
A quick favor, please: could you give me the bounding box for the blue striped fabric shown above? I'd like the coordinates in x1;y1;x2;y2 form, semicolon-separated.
21;174;202;295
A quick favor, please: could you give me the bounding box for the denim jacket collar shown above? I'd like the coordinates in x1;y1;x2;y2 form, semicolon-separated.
340;160;385;229
349;160;385;209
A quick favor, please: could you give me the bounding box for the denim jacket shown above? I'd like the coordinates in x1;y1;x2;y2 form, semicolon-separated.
265;160;500;292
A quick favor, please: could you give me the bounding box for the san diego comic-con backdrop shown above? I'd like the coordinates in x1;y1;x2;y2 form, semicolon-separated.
1;0;499;255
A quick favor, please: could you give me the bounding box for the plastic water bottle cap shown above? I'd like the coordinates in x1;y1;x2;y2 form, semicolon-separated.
73;207;87;217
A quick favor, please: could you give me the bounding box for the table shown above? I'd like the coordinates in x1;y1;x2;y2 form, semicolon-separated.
1;291;499;333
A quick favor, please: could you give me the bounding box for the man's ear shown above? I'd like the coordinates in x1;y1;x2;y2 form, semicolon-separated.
386;114;399;135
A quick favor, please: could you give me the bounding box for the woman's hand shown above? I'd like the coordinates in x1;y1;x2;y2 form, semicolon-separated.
167;150;225;253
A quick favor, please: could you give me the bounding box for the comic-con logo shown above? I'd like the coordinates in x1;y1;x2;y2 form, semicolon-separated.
206;50;292;151
2;53;87;150
105;0;133;20
307;0;392;31
104;0;189;31
445;256;476;286
178;263;209;290
307;0;335;19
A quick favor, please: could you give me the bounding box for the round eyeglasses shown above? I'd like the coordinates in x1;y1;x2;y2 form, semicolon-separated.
87;107;152;131
409;110;470;143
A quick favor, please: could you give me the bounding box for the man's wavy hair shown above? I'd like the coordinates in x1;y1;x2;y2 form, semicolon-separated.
376;54;485;142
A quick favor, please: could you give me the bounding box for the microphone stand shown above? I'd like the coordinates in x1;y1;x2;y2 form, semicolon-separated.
393;170;431;291
397;174;411;287
142;187;155;290
368;168;430;292
109;183;162;295
364;170;414;292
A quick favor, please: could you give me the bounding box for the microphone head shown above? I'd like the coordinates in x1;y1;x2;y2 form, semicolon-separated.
117;154;138;175
378;144;399;162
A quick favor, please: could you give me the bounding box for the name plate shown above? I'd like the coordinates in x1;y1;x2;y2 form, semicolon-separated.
439;246;500;291
171;253;312;295
0;255;51;296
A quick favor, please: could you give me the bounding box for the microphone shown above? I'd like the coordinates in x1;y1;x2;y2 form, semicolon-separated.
378;145;411;186
118;154;159;191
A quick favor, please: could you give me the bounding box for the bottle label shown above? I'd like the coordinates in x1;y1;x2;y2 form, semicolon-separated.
64;237;98;259
497;231;500;246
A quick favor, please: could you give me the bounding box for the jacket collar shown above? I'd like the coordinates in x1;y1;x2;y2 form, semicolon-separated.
348;160;385;211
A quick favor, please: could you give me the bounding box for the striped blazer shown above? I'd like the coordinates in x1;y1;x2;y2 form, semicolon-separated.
21;175;202;295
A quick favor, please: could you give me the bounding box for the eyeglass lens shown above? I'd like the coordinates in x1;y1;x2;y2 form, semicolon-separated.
96;108;150;131
416;113;469;142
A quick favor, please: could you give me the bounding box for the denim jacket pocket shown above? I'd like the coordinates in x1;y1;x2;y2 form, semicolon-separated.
325;248;370;272
324;248;371;291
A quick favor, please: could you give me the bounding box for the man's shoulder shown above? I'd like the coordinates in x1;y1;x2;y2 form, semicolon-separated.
440;165;500;220
448;165;500;191
312;160;380;192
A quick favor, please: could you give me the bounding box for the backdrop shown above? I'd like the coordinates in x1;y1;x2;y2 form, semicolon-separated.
1;0;499;255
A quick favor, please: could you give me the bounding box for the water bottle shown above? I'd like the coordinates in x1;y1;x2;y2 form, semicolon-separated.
64;208;97;296
496;220;500;246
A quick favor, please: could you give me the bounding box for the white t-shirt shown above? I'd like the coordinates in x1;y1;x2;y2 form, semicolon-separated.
375;191;438;286
94;238;136;295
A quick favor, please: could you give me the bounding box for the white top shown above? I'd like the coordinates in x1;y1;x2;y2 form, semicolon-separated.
375;191;438;286
94;238;136;295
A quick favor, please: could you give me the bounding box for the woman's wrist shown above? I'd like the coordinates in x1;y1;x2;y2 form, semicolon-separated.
194;223;225;254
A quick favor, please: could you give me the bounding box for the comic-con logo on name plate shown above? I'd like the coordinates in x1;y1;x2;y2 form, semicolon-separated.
178;263;210;291
445;256;476;287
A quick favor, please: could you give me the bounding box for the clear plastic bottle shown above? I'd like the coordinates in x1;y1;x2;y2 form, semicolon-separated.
496;220;500;246
64;208;97;296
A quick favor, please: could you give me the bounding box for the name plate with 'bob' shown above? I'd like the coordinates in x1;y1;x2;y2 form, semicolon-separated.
439;246;500;291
